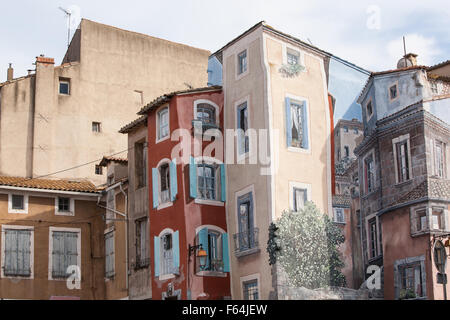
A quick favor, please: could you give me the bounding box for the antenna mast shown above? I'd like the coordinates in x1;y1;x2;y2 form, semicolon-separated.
403;36;407;66
58;7;72;48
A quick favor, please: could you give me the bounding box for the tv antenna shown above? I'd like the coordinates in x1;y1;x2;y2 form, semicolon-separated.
58;6;72;48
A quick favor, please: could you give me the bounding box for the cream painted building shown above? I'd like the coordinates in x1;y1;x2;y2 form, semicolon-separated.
218;22;333;300
0;19;209;185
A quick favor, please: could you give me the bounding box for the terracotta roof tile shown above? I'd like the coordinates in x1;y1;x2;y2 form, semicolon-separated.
99;156;128;167
396;178;450;205
119;115;147;134
0;176;99;193
333;195;351;207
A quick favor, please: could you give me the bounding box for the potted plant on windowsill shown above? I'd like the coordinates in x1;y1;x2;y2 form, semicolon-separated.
399;289;416;300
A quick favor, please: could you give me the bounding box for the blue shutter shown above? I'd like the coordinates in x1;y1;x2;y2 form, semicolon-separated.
189;156;197;198
220;164;226;202
153;236;160;277
170;159;178;201
302;102;309;149
152;168;159;208
285;97;292;147
222;233;230;272
198;228;209;269
172;231;180;274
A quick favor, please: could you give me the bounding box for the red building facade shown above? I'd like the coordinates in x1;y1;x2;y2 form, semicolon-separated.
137;86;230;300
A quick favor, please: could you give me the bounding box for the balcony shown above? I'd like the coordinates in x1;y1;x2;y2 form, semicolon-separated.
191;120;221;135
196;258;227;277
233;228;260;258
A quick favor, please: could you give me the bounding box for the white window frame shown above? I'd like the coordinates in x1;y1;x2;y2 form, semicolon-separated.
365;97;374;122
158;228;176;281
285;93;311;154
236;48;249;80
240;273;260;300
193;99;220;127
59;79;70;95
48;227;81;281
194;156;225;207
8;193;29;214
282;43;306;69
156;104;170;144
234;96;252;162
392;134;412;184
333;207;346;224
389;81;399;102
433;139;447;178
55;197;75;216
156;158;173;211
288;181;311;212
95;165;103;175
1;225;34;279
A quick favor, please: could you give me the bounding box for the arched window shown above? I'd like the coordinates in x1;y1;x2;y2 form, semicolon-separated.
157;106;169;141
195;226;230;274
154;229;180;279
152;159;178;209
196;103;216;126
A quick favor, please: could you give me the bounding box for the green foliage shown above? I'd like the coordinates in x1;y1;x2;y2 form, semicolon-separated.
275;202;347;289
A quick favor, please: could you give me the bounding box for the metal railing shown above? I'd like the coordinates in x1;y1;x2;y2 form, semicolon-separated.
233;228;259;254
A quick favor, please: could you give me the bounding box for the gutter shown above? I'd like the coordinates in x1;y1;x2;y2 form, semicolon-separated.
0;185;99;197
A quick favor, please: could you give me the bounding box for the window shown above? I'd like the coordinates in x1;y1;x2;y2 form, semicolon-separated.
198;164;216;201
135;141;147;189
134;90;143;106
157;107;169;141
344;126;349;133
196;103;216;126
92;122;101;133
58;198;70;212
59;78;70;95
366;100;373;119
395;140;410;182
368;218;378;259
12;195;24;210
237;50;247;75
286;98;308;150
416;208;427;232
237;102;249;155
337;149;341;161
95;165;103;175
287;48;300;66
431;208;443;230
435;140;446;178
399;263;424;299
154;230;179;278
235;192;258;255
152;159;178;209
2;228;32;277
105;231;115;278
293;188;307;212
364;153;375;193
389;84;398;100
161;233;173;276
159;163;171;204
243;279;259;300
344;146;350;158
136;219;149;268
196;227;230;274
334;208;345;224
50;230;80;279
56;197;74;216
354;128;359;134
8;194;28;214
431;82;438;94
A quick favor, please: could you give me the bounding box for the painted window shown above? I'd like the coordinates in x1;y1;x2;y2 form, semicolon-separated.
58;197;70;212
154;230;179;278
157;107;169;140
3;228;32;277
92;122;101;133
198;164;216;200
189;157;225;203
293;187;307;212
399;263;424;299
344;146;350;158
135;141;147;189
431;208;443;230
366;100;373;118
105;231;115;278
395;140;410;182
236;193;256;252
152;159;177;208
364;154;375;193
196;103;216;126
237;102;249;155
368;218;378;259
51;231;79;279
287;48;300;66
95;165;103;175
243;279;259;300
238;50;247;75
12;195;24;210
285;98;308;149
135;218;149;268
334;208;345;224
389;84;398;100
59;78;70;95
196;227;230;273
416;208;428;232
435;140;446;178
344;126;349;133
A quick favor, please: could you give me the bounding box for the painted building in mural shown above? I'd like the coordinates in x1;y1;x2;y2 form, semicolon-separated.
127;86;230;300
355;55;450;300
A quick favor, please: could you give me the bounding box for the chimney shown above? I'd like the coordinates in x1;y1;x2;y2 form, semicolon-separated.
36;55;55;65
7;63;13;81
404;53;418;66
397;53;418;69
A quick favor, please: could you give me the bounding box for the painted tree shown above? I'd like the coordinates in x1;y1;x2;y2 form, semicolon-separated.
271;202;346;289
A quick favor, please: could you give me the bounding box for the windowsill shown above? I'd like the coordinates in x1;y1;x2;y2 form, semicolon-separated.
361;188;379;200
237;152;250;163
287;146;311;154
412;229;449;238
2;274;33;280
236;70;249;81
194;199;224;207
8;210;28;214
196;270;227;277
368;255;383;264
155;135;170;144
159;273;176;281
157;202;173;211
235;247;260;258
55;211;75;216
394;179;413;187
58;93;70;96
333;221;346;225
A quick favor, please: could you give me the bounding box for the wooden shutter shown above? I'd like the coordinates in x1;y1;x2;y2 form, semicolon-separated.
170;159;178;201
189;156;197;198
153;236;160;277
222;233;230;272
152;168;159;208
172;231;180;275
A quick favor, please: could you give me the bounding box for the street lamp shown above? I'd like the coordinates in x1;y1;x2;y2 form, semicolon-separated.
189;244;208;269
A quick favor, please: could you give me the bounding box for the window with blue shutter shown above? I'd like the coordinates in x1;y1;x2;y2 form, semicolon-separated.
170;159;178;202
52;231;78;279
222;233;230;272
4;229;31;277
198;227;209;271
189;156;197;198
172;231;180;275
285;97;292;147
152;168;159;208
220;164;226;202
153;236;160;277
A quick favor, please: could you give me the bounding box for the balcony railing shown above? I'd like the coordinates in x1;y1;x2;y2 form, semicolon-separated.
197;258;224;273
135;257;150;270
233;228;260;257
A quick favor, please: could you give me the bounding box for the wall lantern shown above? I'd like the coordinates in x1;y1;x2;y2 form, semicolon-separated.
189;244;208;269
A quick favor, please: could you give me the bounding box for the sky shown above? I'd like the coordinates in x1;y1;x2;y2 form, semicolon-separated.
1;0;448;83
